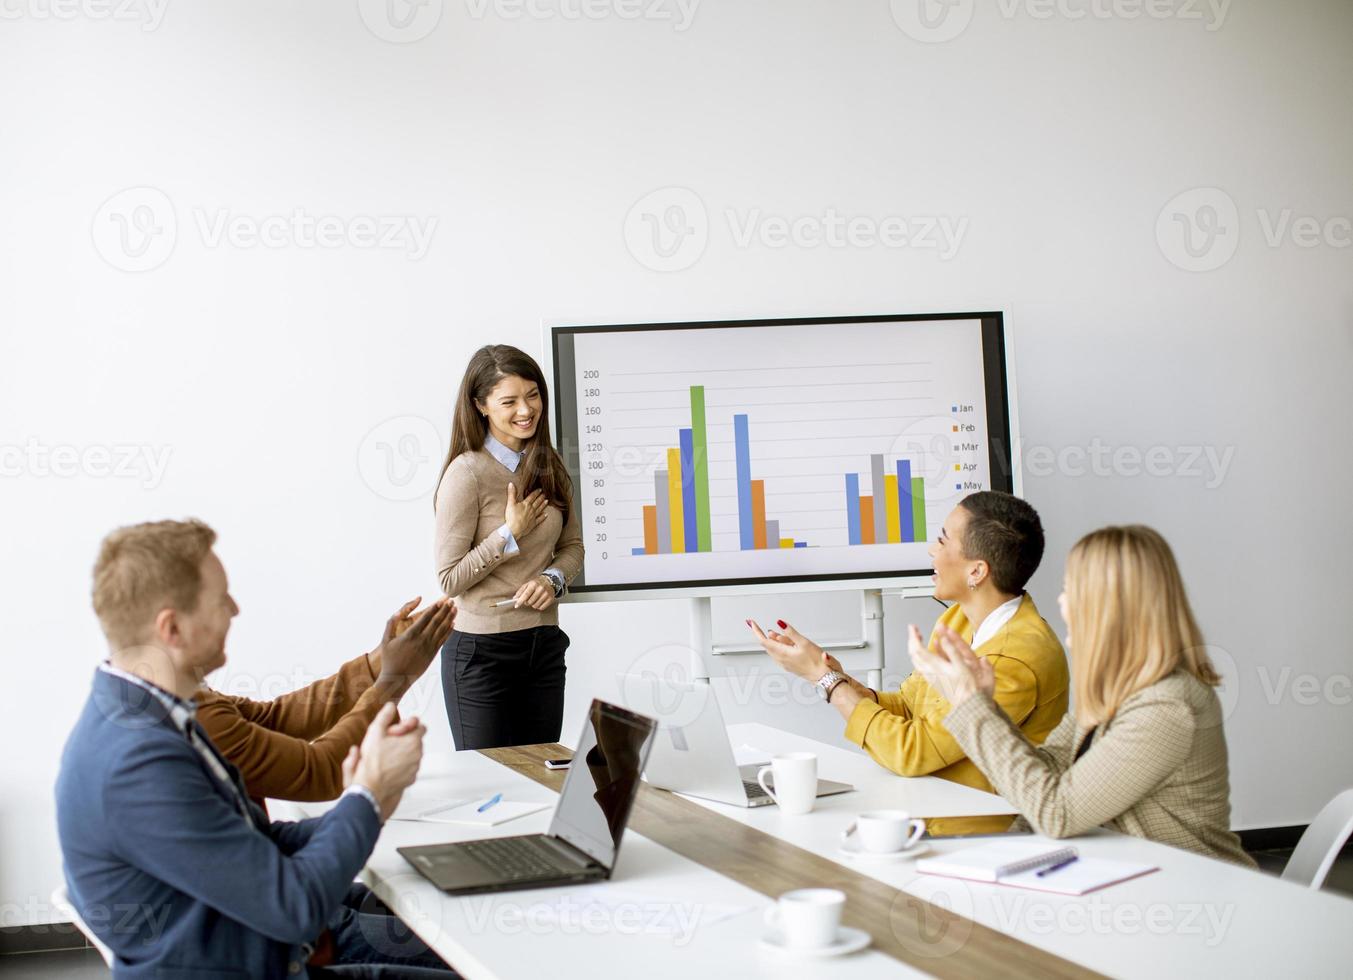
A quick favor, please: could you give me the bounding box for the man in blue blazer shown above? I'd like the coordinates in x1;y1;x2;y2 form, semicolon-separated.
56;519;458;978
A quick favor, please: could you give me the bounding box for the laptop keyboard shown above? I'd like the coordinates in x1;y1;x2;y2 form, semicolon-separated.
460;837;567;881
743;780;770;801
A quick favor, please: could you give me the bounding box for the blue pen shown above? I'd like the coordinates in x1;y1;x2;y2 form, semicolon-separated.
1036;854;1079;877
477;793;503;813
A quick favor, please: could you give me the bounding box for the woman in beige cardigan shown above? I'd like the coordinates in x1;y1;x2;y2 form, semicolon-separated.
434;345;583;750
910;525;1256;867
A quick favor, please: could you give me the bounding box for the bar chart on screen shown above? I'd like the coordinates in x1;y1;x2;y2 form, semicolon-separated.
562;317;1004;589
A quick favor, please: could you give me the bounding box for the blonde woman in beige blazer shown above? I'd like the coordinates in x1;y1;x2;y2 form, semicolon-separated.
910;525;1256;867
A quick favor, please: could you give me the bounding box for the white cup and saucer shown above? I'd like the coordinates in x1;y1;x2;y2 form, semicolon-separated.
759;888;870;958
838;810;929;862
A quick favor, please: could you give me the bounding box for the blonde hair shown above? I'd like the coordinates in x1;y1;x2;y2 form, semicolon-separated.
92;519;218;649
1065;525;1220;726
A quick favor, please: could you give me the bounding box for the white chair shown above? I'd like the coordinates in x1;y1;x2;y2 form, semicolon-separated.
1281;788;1353;889
50;884;114;967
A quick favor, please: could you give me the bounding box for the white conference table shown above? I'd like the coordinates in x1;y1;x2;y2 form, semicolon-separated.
294;724;1353;979
295;745;922;979
698;724;1353;978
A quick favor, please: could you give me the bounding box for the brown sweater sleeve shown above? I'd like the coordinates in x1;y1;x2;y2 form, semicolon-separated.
435;459;512;598
196;653;390;802
550;494;585;585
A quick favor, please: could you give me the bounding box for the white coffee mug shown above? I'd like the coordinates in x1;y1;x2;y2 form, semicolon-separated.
756;752;818;815
763;888;844;949
841;810;926;853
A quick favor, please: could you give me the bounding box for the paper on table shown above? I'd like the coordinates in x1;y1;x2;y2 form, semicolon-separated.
733;744;771;768
916;841;1158;895
997;858;1159;896
389;797;551;827
519;888;751;939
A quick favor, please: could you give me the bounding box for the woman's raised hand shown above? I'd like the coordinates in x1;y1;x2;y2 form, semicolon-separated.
907;623;994;707
505;482;549;540
746;619;830;682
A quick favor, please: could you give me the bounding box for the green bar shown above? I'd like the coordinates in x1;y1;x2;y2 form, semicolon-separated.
691;386;712;552
910;476;927;543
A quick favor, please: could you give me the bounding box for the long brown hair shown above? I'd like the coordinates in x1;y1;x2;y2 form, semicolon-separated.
435;345;572;522
1065;525;1220;726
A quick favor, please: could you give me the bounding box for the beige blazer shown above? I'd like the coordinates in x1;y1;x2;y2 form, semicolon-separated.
942;670;1256;867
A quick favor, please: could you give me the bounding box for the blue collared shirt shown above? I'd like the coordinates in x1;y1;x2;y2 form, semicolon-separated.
484;433;525;473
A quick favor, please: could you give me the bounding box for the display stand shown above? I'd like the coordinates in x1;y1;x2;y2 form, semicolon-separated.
695;584;935;688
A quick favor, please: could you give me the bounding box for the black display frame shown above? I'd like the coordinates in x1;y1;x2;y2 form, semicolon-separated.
550;312;1013;596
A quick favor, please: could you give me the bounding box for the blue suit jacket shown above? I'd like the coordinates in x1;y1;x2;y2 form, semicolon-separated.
55;668;381;979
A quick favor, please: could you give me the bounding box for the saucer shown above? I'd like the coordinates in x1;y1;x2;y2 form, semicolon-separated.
838;838;931;862
759;926;871;958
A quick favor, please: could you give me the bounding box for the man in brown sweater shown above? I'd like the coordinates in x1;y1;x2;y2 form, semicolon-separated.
197;596;453;804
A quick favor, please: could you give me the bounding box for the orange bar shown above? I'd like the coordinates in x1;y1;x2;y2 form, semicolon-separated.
860;496;876;544
643;505;658;555
751;480;767;550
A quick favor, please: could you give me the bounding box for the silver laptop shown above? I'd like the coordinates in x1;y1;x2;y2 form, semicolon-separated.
617;674;853;808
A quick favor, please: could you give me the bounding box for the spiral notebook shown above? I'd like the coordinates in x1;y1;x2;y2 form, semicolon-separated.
916;841;1158;895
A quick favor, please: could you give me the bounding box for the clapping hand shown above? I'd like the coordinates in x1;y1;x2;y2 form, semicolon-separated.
373;598;457;694
907;623;994;707
385;596;421;642
366;596;420;677
342;703;426;820
746;619;830;682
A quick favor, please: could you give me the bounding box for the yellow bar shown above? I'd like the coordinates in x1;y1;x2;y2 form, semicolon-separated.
884;474;901;544
667;448;685;553
779;538;794;548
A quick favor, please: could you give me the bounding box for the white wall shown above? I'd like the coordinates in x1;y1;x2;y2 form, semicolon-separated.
3;0;1351;927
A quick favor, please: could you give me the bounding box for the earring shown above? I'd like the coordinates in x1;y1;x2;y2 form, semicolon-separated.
968;580;978;591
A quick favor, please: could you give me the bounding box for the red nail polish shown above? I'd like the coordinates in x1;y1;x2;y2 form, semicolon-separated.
777;620;787;629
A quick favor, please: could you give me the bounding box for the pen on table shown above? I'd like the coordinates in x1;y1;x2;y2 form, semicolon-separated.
477;793;503;813
1036;854;1079;877
493;598;517;608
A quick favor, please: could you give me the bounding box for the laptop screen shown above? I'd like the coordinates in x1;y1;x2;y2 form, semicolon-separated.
548;700;656;869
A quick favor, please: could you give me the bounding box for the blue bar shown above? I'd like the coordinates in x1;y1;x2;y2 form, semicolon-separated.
794;542;807;548
631;548;646;555
897;460;914;543
735;414;754;550
679;427;697;553
845;473;862;546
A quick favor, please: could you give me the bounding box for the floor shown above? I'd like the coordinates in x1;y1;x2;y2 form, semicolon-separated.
5;849;1351;978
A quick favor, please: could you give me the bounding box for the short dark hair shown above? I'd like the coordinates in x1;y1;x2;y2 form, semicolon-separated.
957;492;1045;595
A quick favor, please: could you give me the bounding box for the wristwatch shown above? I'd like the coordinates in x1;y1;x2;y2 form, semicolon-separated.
541;568;566;598
815;670;848;702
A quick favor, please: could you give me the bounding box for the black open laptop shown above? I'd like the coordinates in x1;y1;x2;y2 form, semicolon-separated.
399;700;657;895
